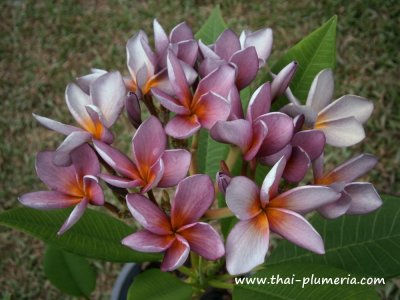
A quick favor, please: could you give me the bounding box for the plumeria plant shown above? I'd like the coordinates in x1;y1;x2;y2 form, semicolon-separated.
2;7;400;300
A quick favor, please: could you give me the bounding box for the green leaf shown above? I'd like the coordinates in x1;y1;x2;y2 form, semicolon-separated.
195;6;226;44
0;207;160;262
267;195;400;278
271;16;337;107
233;263;379;300
44;245;96;297
127;269;192;300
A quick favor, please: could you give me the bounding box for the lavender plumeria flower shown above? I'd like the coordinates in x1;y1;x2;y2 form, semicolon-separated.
34;71;126;165
122;175;225;271
313;154;382;219
259;115;326;183
19;145;104;235
211;82;294;161
94;116;191;193
281;69;374;147
199;28;272;90
225;157;340;275
152;51;235;139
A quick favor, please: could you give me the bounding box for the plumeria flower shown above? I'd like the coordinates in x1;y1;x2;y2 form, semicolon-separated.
125;30;197;98
34;71;126;165
270;61;298;101
153;19;198;68
211;83;294;161
152;51;235;139
260;115;326;183
122;175;225;271
199;28;272;90
313;154;382;219
225;157;340;275
19;145;104;235
281;69;374;147
93;116;191;193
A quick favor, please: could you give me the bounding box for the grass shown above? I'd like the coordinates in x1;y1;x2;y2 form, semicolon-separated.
0;0;399;298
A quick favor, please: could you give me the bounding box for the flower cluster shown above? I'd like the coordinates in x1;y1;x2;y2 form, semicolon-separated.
20;19;382;276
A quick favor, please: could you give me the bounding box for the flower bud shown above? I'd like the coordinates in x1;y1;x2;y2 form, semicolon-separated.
125;93;142;128
271;61;297;100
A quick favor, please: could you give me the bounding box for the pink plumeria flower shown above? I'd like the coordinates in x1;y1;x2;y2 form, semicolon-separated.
93;116;191;193
313;154;382;219
152;51;235;139
122;175;225;271
19;145;104;235
225;157;340;275
260;115;326;183
125;30;197;98
281;69;374;147
199;28;272;90
153;19;198;68
34;71;126;165
211;82;294;161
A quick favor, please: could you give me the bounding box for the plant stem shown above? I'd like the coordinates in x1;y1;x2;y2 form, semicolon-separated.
103;202;120;216
207;280;234;290
241;160;248;176
225;146;241;171
147;190;157;205
144;94;159;117
189;132;199;175
204;207;234;220
178;266;194;277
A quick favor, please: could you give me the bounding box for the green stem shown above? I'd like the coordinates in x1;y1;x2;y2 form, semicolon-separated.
225;146;241;171
189;132;199;175
208;280;234;290
103;202;120;217
144;94;159;117
204;207;234;220
178;266;194;277
241;159;248;176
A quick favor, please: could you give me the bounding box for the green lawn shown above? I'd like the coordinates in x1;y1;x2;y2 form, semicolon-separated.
1;0;399;299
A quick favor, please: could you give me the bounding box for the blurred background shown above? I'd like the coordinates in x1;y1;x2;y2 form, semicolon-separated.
1;0;399;299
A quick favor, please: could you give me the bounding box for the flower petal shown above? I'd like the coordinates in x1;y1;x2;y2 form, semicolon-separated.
171;175;214;229
151;88;190;115
54;131;92;166
153;19;169;55
269;185;340;214
126;193;172;235
227;86;244;120
83;175;104;206
35;151;80;195
281;103;317;126
226;176;261;220
178;222;225;260
125;93;142;128
33;114;81;136
210;119;252;152
318;191;352;219
246;83;271;123
271;61;297;100
198;57;225;77
165;115;201;139
306;69;334;113
282;146;310;183
166;50;192;106
241;28;273;65
226;214;269;275
127;31;156;80
257;112;294;156
291;130;325;161
195;64;236;101
70;144;100;178
321;154;378;185
260;156;286;206
318;95;374;124
267;208;324;254
93;140;138;178
230;47;259;89
65;83;92;130
89;72;126;127
244;120;268;161
140;159;165;193
76;69;107;94
316;116;365;147
194;92;231;129
198;40;220;60
58;198;89;235
99;174;141;189
259;144;292;166
214;29;241;61
176;40;198;66
158;150;191;187
345;183;382;215
85;105;114;143
169;22;193;43
19;191;81;210
161;235;190;271
122;230;175;253
132;116;166;167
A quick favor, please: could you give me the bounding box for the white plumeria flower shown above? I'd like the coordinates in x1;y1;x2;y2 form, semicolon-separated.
281;69;374;147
